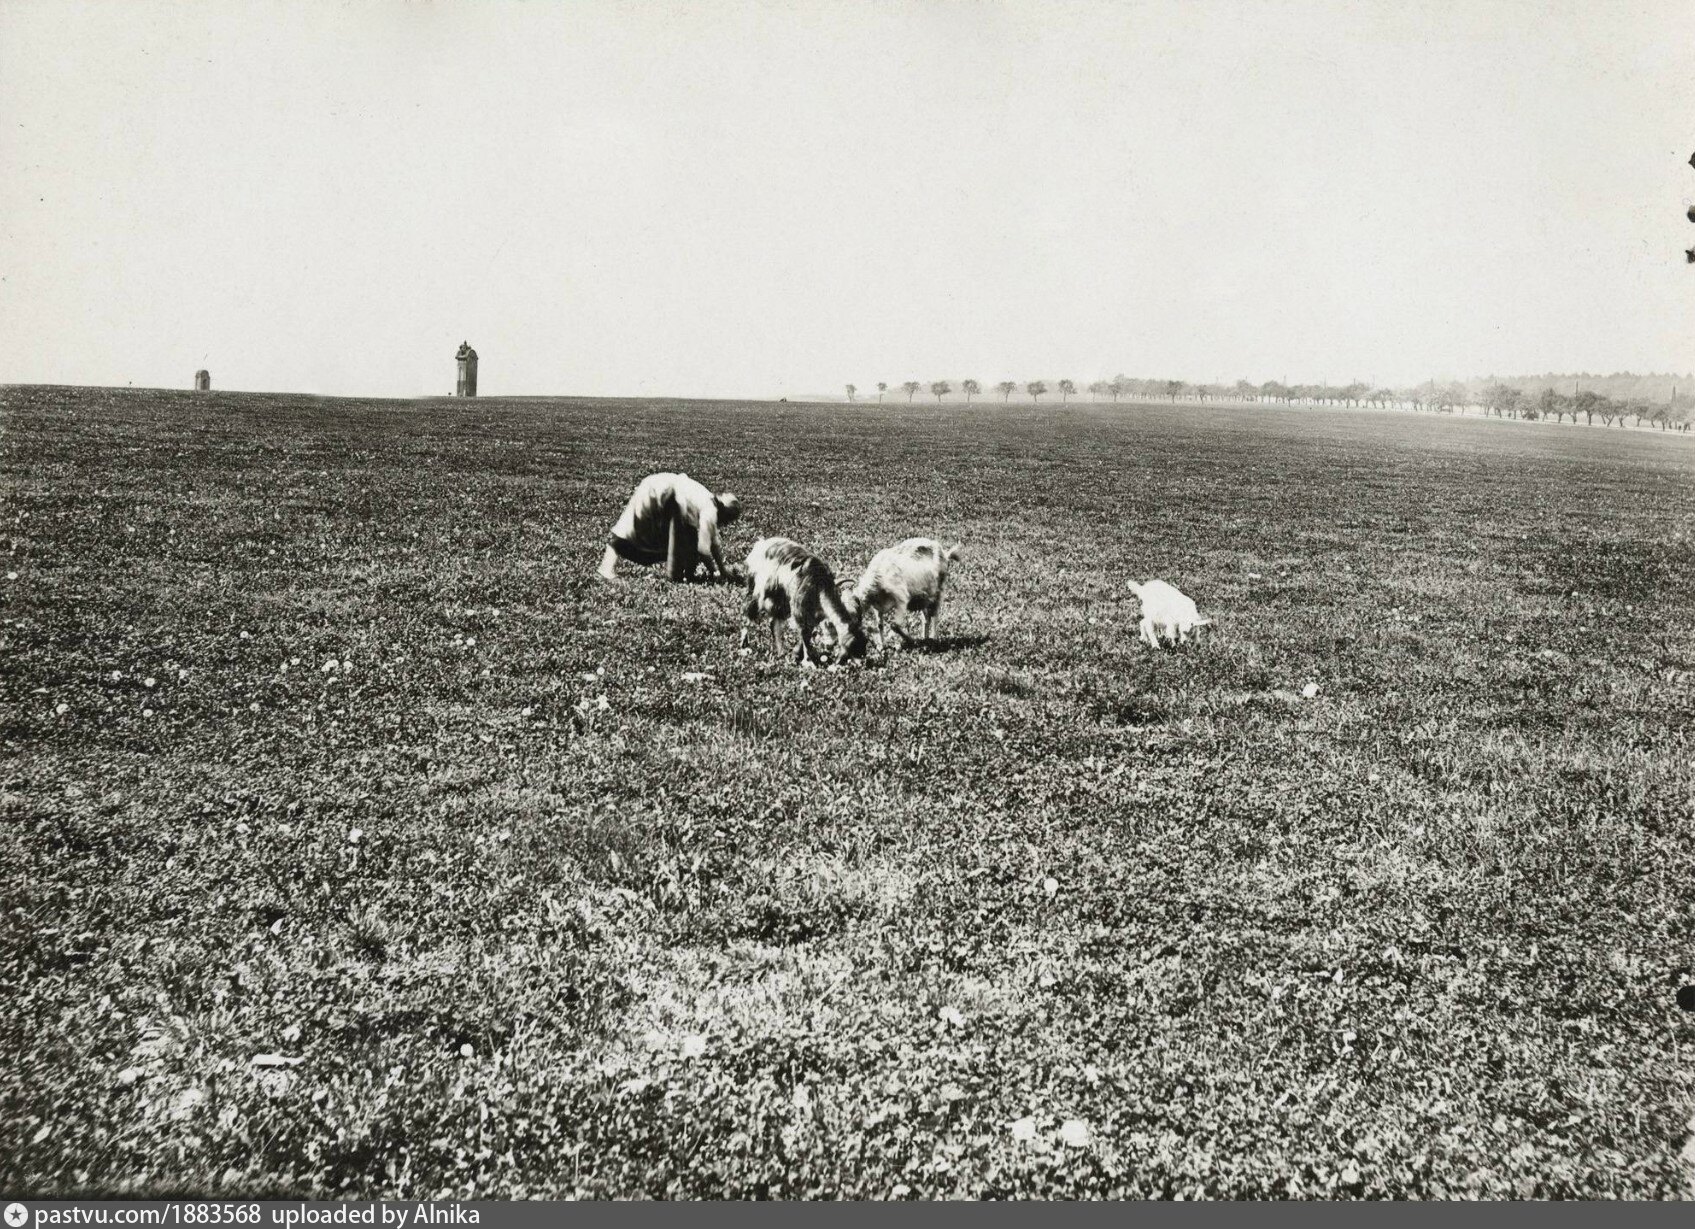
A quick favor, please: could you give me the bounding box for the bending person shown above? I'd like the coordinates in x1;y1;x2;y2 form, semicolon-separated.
598;472;742;582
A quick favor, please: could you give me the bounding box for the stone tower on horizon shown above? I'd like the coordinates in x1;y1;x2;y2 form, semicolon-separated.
455;341;478;397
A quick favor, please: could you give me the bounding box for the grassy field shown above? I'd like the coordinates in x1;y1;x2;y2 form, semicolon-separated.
4;384;1694;1199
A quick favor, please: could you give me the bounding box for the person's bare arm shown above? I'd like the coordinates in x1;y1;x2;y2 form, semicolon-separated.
697;511;729;577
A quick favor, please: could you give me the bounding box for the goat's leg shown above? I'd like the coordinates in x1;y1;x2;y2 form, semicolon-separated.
880;610;907;651
794;619;819;667
1139;617;1160;648
770;619;784;660
740;586;763;652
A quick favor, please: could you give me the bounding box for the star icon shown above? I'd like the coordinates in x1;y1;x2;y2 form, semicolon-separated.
5;1204;29;1228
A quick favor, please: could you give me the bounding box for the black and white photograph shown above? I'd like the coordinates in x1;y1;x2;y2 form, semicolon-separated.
3;0;1694;1202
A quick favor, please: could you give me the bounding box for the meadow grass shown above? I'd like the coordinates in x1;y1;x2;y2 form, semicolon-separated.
3;385;1693;1197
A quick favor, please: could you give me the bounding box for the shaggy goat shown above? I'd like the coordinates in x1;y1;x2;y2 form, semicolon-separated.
846;538;963;653
739;537;867;666
1126;579;1211;648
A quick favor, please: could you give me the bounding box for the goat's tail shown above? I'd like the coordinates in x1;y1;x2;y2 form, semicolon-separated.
944;542;964;562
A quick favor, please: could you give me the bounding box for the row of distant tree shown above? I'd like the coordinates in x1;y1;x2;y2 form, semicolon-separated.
841;374;1694;431
844;379;1084;404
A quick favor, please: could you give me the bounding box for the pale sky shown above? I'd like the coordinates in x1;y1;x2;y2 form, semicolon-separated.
2;0;1692;399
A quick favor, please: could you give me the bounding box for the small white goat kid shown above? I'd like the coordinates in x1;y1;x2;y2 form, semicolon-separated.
1126;579;1211;648
846;538;963;653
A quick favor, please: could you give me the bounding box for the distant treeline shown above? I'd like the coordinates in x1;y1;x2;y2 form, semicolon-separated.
1103;371;1692;408
845;373;1693;430
1098;372;1692;429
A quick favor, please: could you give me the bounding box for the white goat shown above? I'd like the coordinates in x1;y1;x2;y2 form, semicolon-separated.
739;537;866;666
846;538;962;653
1126;579;1211;648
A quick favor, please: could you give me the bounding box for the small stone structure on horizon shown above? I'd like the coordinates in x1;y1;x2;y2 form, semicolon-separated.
455;342;478;397
194;369;210;391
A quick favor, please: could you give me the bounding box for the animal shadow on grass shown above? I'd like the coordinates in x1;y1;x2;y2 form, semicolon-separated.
903;631;990;655
1145;633;1211;655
